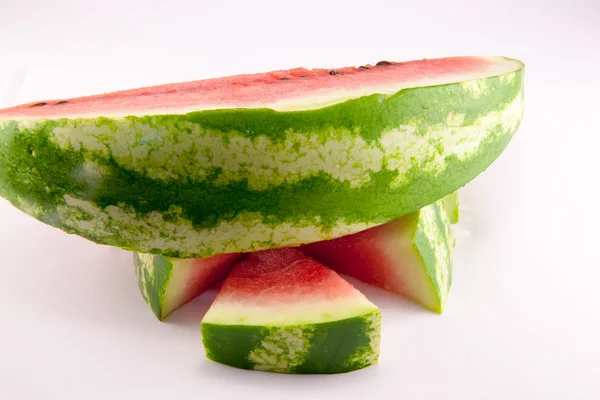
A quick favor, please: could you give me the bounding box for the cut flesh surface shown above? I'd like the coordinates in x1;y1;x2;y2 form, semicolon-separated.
302;199;454;313
134;252;241;320
0;57;522;118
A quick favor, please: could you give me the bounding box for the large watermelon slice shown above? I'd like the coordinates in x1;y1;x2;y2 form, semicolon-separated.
0;56;524;257
201;248;381;374
302;199;454;313
134;252;242;320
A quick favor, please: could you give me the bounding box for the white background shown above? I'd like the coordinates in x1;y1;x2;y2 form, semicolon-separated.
1;1;599;399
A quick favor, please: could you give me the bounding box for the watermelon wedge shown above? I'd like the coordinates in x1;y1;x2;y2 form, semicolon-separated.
134;252;242;320
201;248;381;374
0;56;523;257
302;199;454;313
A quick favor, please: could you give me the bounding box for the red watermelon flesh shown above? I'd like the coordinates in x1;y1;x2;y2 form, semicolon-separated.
301;200;454;313
302;222;411;294
0;56;519;118
168;253;243;308
215;248;359;306
203;248;379;325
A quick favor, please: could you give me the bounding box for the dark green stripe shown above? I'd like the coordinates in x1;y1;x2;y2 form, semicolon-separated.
201;323;263;371
296;315;378;373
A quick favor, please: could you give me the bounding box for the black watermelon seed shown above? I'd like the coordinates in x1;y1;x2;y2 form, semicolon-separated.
56;100;68;105
299;75;308;78
29;102;47;107
358;65;370;69
279;77;290;81
329;70;342;75
376;61;392;66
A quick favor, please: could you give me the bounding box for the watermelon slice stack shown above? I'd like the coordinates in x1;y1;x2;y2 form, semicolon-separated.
0;56;524;374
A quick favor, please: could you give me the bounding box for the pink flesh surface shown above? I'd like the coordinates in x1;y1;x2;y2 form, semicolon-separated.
301;221;407;296
216;248;358;305
0;57;496;118
175;253;242;308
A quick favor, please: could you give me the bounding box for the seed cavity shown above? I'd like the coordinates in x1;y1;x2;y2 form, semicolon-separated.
376;61;392;66
29;102;47;107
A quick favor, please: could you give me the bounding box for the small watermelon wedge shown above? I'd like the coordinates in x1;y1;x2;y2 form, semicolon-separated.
201;248;381;374
302;199;454;313
0;56;524;258
134;252;242;320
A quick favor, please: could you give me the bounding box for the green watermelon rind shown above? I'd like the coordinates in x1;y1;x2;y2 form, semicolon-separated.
0;68;523;257
411;200;455;312
201;310;381;374
134;252;176;320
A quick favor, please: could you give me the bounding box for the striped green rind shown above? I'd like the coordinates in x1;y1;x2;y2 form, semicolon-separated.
443;191;459;224
412;200;455;312
134;252;174;320
201;310;380;374
0;67;523;257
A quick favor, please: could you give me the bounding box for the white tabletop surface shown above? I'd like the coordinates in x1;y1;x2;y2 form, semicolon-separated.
1;1;599;399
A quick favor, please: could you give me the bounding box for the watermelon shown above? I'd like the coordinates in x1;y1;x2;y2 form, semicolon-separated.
134;252;242;320
443;191;460;224
201;248;381;374
0;56;524;258
302;199;454;313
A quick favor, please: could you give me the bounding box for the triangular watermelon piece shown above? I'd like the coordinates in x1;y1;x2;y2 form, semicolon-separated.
201;248;381;374
302;199;454;313
134;252;242;320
